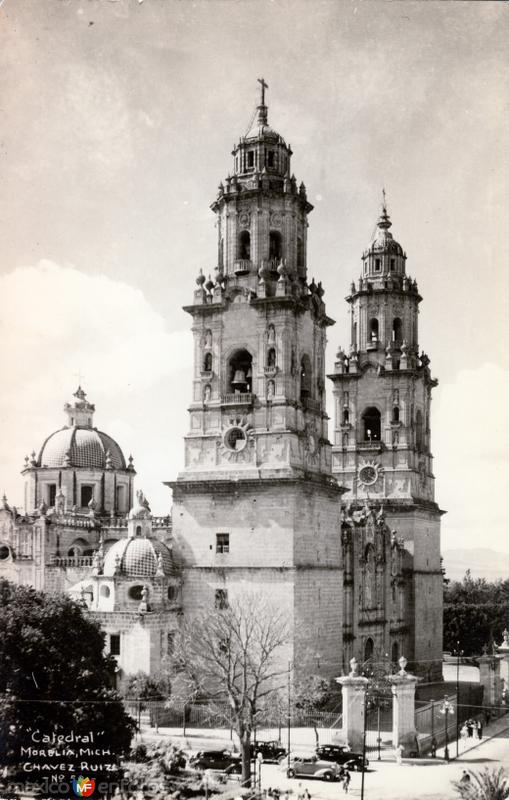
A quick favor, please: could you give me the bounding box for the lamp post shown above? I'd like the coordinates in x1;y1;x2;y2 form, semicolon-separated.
360;693;367;800
454;641;463;757
287;660;292;770
440;700;454;761
257;752;263;791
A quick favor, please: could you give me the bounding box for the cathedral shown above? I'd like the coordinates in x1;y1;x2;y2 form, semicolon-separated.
0;83;443;683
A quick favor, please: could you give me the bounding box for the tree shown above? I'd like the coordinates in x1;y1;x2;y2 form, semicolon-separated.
171;593;289;787
444;571;509;655
453;767;509;800
293;674;332;747
0;578;136;795
121;671;170;730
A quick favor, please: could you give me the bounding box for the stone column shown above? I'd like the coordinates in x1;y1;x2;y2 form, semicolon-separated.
479;655;503;706
336;658;369;752
388;656;419;756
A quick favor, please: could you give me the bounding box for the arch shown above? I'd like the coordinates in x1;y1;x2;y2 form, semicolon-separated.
369;318;379;342
269;230;282;262
342;408;349;424
362;406;381;441
416;410;424;450
135;525;142;537
238;230;251;260
203;352;212;373
0;543;10;560
300;354;312;401
227;348;253;393
392;406;400;423
297;237;304;268
68;538;88;557
266;347;276;368
364;637;374;662
393;317;403;344
391;641;399;666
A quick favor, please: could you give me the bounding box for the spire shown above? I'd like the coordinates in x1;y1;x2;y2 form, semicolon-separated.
256;77;269;126
378;188;392;231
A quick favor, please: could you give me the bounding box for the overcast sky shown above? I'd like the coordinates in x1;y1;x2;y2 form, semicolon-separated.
0;0;507;553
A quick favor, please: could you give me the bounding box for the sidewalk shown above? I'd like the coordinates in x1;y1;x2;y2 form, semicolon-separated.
435;711;509;761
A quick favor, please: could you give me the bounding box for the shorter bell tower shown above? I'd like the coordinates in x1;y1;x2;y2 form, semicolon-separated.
329;198;443;680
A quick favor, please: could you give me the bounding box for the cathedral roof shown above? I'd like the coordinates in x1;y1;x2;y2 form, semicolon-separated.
38;427;126;469
34;387;127;470
103;535;174;578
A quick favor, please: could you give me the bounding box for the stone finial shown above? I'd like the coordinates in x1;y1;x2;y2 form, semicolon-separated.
398;655;408;675
155;551;164;578
105;450;113;470
138;585;149;616
128;454;135;471
196;268;206;287
88;496;96;517
349;657;359;677
30;451;37;466
38;499;48;516
114;553;121;575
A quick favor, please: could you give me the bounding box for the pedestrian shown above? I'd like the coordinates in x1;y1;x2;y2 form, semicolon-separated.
303;790;311;800
477;719;483;739
460;770;471;786
466;719;474;738
430;736;437;758
460;723;468;741
342;771;351;794
395;743;404;765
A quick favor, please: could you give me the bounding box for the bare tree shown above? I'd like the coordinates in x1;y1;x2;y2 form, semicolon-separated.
171;592;289;786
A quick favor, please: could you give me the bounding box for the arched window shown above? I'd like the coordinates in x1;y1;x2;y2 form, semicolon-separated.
267;348;276;368
297;237;304;268
203;352;212;373
392;641;399;666
238;230;251;260
136;525;142;537
300;354;312;401
416;410;423;450
227;349;253;393
369;318;379;342
393;318;403;344
364;637;374;662
269;231;282;262
392;406;400;423
343;408;349;424
362;407;381;441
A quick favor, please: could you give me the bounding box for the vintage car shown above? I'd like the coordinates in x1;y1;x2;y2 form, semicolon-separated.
315;744;368;772
286;755;341;781
251;740;287;763
188;748;242;774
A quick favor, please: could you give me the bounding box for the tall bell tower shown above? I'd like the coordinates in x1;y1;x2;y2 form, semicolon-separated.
329;197;443;679
168;82;346;679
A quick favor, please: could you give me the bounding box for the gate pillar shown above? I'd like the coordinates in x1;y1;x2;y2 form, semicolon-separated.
480;654;503;706
387;656;418;756
336;658;369;752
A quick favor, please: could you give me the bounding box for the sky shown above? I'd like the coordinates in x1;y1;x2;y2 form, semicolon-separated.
0;0;507;552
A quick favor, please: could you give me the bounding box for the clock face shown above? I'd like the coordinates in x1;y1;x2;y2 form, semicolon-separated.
359;465;378;486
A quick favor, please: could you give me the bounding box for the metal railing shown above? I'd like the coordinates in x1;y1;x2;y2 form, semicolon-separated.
221;393;253;405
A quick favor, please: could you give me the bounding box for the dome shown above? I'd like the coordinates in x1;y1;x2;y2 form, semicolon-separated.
38;427;126;469
103;536;174;578
365;207;404;257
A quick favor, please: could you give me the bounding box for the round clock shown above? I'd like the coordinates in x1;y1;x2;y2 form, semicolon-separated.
359;465;378;486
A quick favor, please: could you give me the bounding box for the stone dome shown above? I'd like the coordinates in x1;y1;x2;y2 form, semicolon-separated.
103;536;174;578
38;427;126;469
364;207;404;258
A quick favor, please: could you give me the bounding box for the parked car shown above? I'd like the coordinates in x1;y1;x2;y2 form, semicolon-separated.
251;741;287;762
188;749;242;774
286;755;341;781
315;744;368;772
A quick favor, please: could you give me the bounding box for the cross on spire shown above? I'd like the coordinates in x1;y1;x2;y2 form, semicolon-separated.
257;77;268;106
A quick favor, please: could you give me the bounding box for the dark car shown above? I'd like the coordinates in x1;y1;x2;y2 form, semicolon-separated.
188;749;242;774
315;744;368;772
251;741;287;763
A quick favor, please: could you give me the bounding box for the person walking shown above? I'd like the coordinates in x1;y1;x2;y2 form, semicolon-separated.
395;743;404;765
342;770;351;794
477;719;483;739
466;719;474;738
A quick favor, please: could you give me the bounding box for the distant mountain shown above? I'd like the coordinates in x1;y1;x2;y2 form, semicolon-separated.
442;548;509;582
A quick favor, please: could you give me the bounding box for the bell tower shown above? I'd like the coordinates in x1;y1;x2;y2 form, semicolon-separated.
329;197;443;679
168;82;346;679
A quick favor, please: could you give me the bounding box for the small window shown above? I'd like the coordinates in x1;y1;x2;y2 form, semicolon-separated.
80;485;93;507
216;533;230;554
215;588;228;609
203;352;213;372
247;151;254;168
269;231;282;261
110;634;120;656
342;409;349;424
168;585;177;602
238;230;251;260
393;318;403;344
390;258;396;271
393;406;400;423
0;544;10;560
267;348;276;368
100;585;111;598
128;585;144;601
369;318;379;341
267;150;275;168
375;258;381;271
135;525;142;537
47;484;57;507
